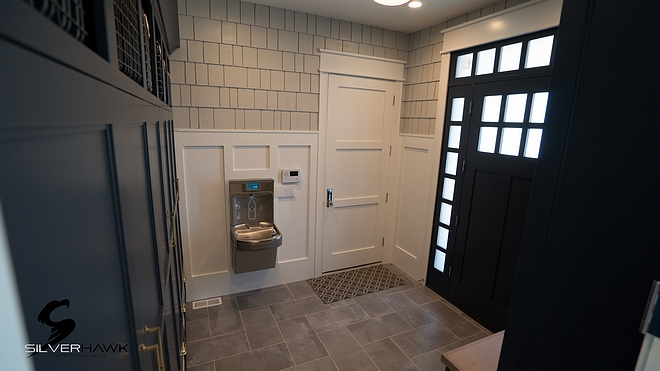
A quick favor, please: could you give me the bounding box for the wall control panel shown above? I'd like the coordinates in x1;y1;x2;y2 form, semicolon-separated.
281;169;300;183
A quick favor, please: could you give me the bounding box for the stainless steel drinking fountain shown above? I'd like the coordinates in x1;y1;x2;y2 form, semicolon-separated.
228;179;282;274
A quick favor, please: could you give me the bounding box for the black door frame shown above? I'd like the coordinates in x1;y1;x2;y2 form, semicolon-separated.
426;28;557;330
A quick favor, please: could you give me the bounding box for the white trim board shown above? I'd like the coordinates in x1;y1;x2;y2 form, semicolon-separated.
442;0;563;53
319;49;406;82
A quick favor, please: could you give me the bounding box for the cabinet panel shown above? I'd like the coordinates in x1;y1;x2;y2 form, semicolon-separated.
0;127;137;370
0;0;183;369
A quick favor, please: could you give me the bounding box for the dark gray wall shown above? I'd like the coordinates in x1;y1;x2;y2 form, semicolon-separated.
499;0;660;369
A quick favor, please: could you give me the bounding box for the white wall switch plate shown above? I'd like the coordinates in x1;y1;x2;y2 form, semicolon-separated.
276;185;295;198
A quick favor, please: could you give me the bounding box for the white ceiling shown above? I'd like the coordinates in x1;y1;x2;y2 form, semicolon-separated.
248;0;497;34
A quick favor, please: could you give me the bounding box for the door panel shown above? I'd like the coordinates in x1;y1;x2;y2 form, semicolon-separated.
460;169;501;294
323;75;395;272
491;176;533;309
0;127;136;371
448;77;550;330
113;123;164;370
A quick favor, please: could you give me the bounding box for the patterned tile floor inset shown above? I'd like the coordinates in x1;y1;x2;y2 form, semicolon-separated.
307;265;407;304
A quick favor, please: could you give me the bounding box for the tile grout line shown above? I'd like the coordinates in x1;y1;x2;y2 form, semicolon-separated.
268;302;298;367
387;332;424;371
416;300;467;341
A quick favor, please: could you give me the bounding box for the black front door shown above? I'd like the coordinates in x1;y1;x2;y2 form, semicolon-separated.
427;29;556;331
448;77;549;330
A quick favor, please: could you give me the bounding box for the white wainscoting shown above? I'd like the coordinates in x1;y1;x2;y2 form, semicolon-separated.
175;130;318;300
390;135;437;281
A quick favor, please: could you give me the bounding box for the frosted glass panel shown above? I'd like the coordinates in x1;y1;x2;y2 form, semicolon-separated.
445;152;459;176
434;249;446;272
447;126;462;149
526;35;554;68
500;127;523;156
530;92;549;123
439;202;452;225
524;128;543;158
482;95;502;122
442;178;456;201
499;42;523;72
504;94;528;123
478;127;498;153
455;53;473;78
437;227;449;249
451;98;465;122
476;48;496;75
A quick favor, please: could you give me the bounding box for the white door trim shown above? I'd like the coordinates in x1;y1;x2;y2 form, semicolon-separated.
316;51;404;276
319;49;406;82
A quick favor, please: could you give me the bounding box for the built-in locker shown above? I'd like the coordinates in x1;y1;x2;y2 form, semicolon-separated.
0;1;184;370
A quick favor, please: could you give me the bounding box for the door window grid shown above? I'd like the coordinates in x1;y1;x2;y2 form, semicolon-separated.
434;249;447;272
451;98;466;121
499;42;523;72
476;91;548;158
456;54;474;78
434;93;467;273
454;34;554;79
430;28;556;282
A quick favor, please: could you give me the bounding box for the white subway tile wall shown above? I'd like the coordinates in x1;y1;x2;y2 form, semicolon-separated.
173;0;529;132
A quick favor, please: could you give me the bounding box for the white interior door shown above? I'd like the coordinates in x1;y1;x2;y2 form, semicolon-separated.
323;74;396;272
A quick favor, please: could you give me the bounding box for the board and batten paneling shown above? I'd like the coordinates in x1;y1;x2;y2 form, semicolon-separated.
391;135;436;281
175;131;318;300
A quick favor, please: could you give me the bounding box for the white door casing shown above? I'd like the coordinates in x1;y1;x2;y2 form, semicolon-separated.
317;50;405;274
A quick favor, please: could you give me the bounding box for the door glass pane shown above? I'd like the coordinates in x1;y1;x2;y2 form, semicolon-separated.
504;93;528;123
455;53;473;78
500;127;523;156
499;42;522;72
451;97;465;121
476;48;496;75
482;95;502;122
434;249;446;272
478;127;498;153
447;126;462;149
530;92;549;123
442;177;455;201
439;202;452;225
524;128;543;158
437;226;449;249
525;35;554;68
445;152;459;175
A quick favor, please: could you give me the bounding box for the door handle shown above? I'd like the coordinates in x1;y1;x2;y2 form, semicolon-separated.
327;188;333;208
140;325;164;371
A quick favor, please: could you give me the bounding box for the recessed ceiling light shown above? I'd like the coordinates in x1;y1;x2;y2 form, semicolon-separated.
373;0;410;6
408;1;422;8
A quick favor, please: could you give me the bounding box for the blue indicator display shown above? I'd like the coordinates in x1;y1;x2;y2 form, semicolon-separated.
246;182;259;190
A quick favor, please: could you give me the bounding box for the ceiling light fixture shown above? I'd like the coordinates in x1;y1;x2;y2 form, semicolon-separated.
373;0;410;6
408;1;422;8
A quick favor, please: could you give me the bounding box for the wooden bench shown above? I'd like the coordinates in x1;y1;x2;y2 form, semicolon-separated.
441;331;504;371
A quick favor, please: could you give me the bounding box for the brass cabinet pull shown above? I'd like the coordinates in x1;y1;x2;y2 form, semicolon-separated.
180;341;187;357
142;13;150;39
140;326;164;371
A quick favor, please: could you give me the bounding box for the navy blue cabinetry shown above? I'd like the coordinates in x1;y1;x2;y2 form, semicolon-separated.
0;1;184;370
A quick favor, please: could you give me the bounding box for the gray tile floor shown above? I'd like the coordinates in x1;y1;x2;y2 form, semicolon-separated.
185;265;492;371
